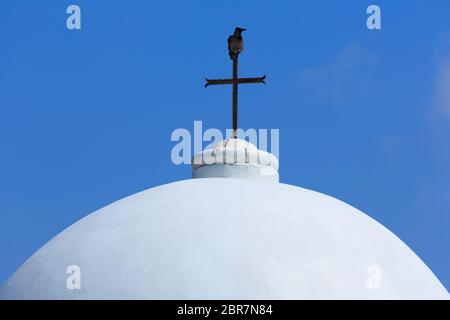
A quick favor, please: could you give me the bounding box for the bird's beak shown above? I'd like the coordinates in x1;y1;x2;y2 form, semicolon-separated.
242;28;247;32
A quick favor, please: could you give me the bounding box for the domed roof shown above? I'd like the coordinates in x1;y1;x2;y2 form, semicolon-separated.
0;178;448;299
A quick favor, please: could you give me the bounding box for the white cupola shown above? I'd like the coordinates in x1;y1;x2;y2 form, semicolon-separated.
191;139;279;182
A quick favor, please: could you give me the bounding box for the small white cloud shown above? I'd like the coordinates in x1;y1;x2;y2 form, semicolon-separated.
431;56;450;119
300;43;374;103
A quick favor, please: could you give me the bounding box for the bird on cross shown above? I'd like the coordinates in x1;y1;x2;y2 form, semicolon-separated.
227;27;246;60
205;27;266;139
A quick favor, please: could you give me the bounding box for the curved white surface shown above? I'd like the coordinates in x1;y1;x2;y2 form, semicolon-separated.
192;139;279;169
0;178;448;299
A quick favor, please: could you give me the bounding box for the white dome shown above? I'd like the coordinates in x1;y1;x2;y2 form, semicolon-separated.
0;178;448;299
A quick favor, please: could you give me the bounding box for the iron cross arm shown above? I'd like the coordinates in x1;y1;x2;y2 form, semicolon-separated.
205;75;266;88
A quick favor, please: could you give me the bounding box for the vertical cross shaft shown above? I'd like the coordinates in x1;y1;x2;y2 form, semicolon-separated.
232;56;238;138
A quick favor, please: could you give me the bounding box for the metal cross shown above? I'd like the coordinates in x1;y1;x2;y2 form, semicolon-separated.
205;28;266;139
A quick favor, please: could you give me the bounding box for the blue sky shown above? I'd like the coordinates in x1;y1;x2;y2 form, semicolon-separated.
1;0;449;290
